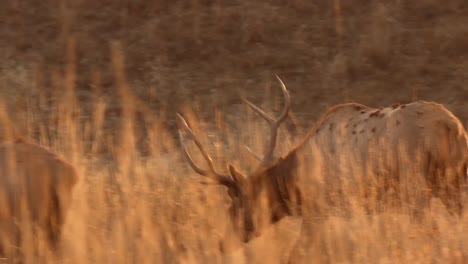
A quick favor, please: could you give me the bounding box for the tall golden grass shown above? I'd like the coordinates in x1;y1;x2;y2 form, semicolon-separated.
0;41;466;264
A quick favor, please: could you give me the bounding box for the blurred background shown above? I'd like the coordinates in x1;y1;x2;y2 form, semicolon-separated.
1;0;466;132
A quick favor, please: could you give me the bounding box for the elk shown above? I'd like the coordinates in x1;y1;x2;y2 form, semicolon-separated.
176;76;468;257
0;139;79;257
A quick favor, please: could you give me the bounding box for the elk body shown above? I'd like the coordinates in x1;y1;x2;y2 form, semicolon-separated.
300;99;467;219
176;76;468;260
0;139;79;256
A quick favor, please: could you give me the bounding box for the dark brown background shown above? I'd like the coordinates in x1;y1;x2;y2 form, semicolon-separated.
1;0;467;132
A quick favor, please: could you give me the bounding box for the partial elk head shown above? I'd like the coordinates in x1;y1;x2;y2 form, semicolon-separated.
177;76;302;244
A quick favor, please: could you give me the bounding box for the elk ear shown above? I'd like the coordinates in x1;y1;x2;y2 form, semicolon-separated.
228;164;246;185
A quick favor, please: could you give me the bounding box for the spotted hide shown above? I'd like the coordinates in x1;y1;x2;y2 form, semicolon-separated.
302;101;468;218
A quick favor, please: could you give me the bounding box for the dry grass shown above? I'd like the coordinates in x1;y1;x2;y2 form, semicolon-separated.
0;41;465;264
0;1;467;263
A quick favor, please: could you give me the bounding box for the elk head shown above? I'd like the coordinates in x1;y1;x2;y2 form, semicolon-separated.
177;76;302;244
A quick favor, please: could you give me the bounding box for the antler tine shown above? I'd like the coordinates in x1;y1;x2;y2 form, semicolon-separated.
274;75;291;123
176;114;215;175
243;145;263;161
176;113;237;187
243;75;291;167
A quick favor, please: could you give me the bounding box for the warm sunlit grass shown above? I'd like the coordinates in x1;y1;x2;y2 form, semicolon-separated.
0;42;466;264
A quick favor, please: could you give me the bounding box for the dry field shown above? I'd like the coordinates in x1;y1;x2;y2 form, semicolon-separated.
0;46;466;263
0;0;467;263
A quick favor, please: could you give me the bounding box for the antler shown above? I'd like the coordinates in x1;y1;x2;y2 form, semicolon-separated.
176;114;235;187
243;75;291;168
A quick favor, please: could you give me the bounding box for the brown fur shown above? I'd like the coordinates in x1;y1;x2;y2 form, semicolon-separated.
0;140;79;256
